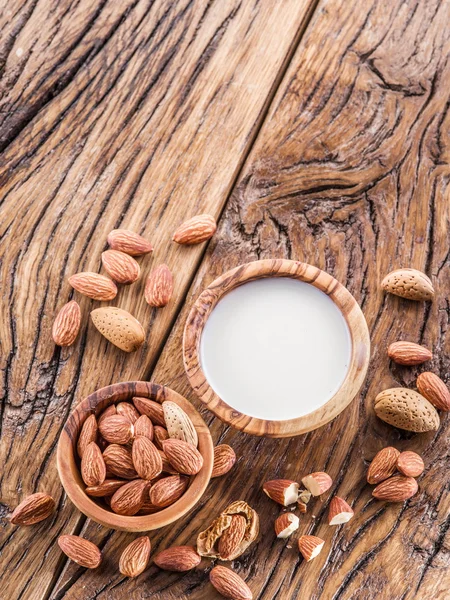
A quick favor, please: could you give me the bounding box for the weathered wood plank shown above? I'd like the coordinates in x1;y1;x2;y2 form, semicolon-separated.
0;0;318;598
50;0;450;598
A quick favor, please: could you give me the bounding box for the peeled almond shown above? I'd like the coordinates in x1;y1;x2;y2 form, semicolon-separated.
328;497;354;525
274;513;299;538
301;472;332;496
262;480;299;506
298;535;325;561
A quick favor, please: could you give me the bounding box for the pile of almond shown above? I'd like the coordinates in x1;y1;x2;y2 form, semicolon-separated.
52;214;217;352
367;447;424;501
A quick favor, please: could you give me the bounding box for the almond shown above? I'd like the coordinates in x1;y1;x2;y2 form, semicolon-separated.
218;515;247;560
134;415;154;440
52;301;81;346
210;566;253;600
116;402;140;424
58;535;102;568
154;545;201;572
132;397;166;426
98;404;116;426
103;444;138;479
110;479;149;515
397;451;424;477
162;439;203;475
367;447;400;484
262;480;299;506
387;341;432;365
101;250;140;284
298;535;325;562
138;499;161;515
328;497;354;525
85;479;126;497
381;268;434;301
153;425;169;449
81;442;106;487
107;229;153;256
145;264;173;307
68;272;117;301
372;475;418;502
212;445;236;478
10;493;55;525
298;489;312;504
119;536;151;578
149;474;189;507
132;437;162;480
417;372;450;411
99;414;134;445
172;213;217;245
162;401;198;447
374;388;439;432
159;449;179;474
301;472;333;496
77;414;98;458
91;307;145;352
274;513;299;538
298;501;307;513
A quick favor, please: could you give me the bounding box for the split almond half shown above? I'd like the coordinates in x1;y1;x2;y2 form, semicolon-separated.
301;472;332;496
274;513;299;538
328;497;354;525
263;480;299;506
298;535;325;562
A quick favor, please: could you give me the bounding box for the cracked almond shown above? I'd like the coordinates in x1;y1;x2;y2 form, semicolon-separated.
218;515;247;560
301;472;332;496
10;493;55;526
328;497;354;525
263;480;299;506
274;513;299;538
298;535;325;561
52;301;81;346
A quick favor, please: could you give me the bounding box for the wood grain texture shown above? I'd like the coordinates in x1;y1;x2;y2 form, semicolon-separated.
0;0;318;598
184;258;370;437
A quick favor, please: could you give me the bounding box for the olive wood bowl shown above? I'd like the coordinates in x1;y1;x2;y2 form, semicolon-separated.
183;259;370;438
57;381;213;531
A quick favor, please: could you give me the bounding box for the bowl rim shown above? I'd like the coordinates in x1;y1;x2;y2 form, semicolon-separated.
183;259;370;437
57;381;213;532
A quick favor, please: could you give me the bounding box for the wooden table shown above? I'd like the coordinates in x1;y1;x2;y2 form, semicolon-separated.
1;0;449;598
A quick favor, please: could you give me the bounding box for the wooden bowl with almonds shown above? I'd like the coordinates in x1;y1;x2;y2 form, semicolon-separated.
57;381;213;532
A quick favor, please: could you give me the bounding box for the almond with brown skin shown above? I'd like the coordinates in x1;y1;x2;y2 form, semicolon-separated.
145;264;173;307
302;472;333;496
107;229;153;256
274;513;299;539
68;272;117;301
154;546;201;572
116;402;140;424
132;437;162;480
173;214;217;245
162;439;203;475
372;475;418;502
263;480;299;506
153;425;169;449
85;479;126;497
132;397;165;426
328;497;354;525
58;535;102;568
218;515;247;560
119;536;151;578
210;566;253;600
158;449;179;474
103;444;138;480
298;535;325;562
99;414;134;445
77;414;98;458
381;268;434;301
98;404;116;426
212;445;236;478
52;301;81;346
81;442;106;487
149;475;189;507
10;493;55;525
417;372;450;411
91;307;145;353
397;451;424;477
367;447;400;484
387;341;432;365
101;249;140;284
134;415;154;440
110;479;150;515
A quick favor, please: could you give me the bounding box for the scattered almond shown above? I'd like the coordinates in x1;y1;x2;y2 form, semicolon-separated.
210;565;253;600
417;372;450;411
77;414;98;458
397;451;424;477
263;480;299;506
374;388;439;432
134;415;154;440
116;402;140;424
154;545;201;572
367;447;400;484
99;414;134;445
172;213;217;245
145;264;173;307
372;475;418;502
119;536;151;578
298;535;325;562
301;472;333;496
132;437;162;480
103;444;138;480
110;479;150;515
162;401;198;447
274;513;299;538
381;268;434;301
69;272;117;301
328;497;354;525
81;442;106;487
52;301;81;346
162;439;203;475
85;479;126;497
107;229;153;256
212;445;236;478
10;493;55;526
91;307;145;352
149;475;189;507
101;249;140;284
58;535;102;568
387;341;432;365
132;397;166;426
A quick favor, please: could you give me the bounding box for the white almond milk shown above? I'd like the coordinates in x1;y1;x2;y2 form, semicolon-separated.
200;277;352;421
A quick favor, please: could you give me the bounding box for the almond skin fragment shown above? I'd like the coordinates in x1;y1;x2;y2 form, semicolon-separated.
81;442;106;487
162;439;203;475
417;372;450;411
107;229;153;256
298;535;325;562
212;445;236;478
145;264;173;307
367;447;400;484
301;472;333;496
263;480;299;506
10;493;55;525
149;475;189;507
172;214;217;245
132;437;162;480
99;414;134;445
328;497;354;525
91;307;145;353
103;444;138;480
110;479;150;515
85;479;126;497
397;451;424;478
372;475;418;502
58;535;102;568
218;515;247;560
210;565;253;600
387;341;432;365
154;545;201;572
101;249;140;284
52;301;81;346
381;268;434;301
119;536;151;578
68;272;117;301
134;415;154;440
274;513;299;538
77;414;98;458
132;397;166;426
